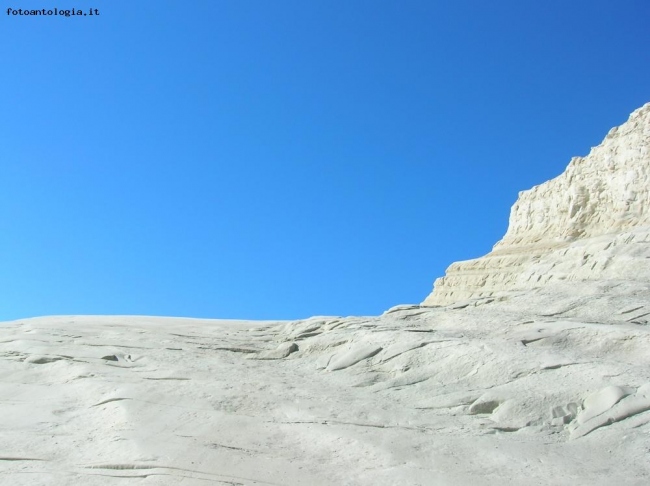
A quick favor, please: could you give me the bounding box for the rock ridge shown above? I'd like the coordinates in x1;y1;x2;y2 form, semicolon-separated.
424;102;650;306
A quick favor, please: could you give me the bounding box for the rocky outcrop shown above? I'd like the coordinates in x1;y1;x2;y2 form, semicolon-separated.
423;103;650;306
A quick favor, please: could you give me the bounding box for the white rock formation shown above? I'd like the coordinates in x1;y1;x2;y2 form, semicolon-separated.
424;103;650;306
2;103;650;485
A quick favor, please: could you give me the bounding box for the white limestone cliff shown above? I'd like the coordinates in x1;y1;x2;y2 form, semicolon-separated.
4;103;650;486
423;102;650;306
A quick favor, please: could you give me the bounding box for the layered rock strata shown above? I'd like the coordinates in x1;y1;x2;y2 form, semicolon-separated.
424;102;650;306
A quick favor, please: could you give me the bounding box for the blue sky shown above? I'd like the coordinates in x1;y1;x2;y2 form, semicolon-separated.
1;1;649;321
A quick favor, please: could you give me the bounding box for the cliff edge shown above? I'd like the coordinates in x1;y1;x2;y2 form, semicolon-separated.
424;102;650;306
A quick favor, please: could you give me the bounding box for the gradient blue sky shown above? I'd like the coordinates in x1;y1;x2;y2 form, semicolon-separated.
1;1;649;321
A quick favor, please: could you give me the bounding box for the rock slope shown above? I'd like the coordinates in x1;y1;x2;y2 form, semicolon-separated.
424;103;650;306
2;285;650;485
2;103;650;485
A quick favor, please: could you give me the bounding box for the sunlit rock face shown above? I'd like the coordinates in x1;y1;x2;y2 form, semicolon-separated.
424;103;650;306
4;103;650;486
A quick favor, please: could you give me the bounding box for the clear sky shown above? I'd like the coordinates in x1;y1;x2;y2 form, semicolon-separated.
1;1;649;321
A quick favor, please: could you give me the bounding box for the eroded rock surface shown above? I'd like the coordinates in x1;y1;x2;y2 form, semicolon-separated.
424;103;650;306
2;103;650;485
2;287;650;485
